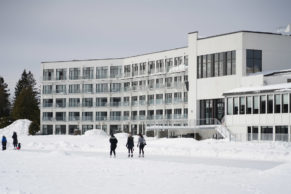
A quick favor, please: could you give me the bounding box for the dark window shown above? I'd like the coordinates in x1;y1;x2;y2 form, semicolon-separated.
275;126;288;141
246;49;262;74
260;96;266;114
233;97;239;115
239;97;245;114
261;126;273;141
252;127;258;140
220;52;225;76
246;96;252;114
207;54;212;77
226;51;232;75
267;95;273;113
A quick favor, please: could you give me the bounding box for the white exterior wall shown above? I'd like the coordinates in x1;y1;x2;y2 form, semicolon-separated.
41;30;291;140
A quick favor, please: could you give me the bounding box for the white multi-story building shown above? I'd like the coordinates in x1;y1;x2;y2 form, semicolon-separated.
41;30;291;141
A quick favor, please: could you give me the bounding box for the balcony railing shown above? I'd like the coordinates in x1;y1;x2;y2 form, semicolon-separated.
69;117;80;121
96;116;107;121
82;116;93;121
110;116;121;121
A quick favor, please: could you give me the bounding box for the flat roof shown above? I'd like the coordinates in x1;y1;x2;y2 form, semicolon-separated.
42;30;290;64
223;83;291;96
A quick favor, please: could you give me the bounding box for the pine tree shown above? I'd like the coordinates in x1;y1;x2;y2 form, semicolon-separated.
0;76;12;128
14;70;37;102
0;76;10;117
12;70;40;134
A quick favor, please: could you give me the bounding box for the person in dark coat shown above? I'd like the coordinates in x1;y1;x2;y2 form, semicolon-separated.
12;132;18;149
137;133;146;157
126;134;134;157
2;136;7;150
109;134;118;157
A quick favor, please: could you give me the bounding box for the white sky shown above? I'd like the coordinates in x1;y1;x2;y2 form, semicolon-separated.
0;0;290;96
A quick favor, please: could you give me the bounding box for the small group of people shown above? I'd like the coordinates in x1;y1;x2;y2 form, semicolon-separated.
109;133;146;158
2;132;20;151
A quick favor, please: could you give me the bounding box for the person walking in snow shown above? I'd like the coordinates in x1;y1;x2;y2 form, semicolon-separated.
12;132;18;149
2;136;7;150
137;133;146;157
126;134;134;157
109;134;118;157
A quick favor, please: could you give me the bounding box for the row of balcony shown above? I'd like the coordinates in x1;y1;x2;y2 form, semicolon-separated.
43;99;188;108
43;114;188;122
42;84;186;95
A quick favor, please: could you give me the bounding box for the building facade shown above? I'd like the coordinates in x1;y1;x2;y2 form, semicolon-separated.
41;31;291;141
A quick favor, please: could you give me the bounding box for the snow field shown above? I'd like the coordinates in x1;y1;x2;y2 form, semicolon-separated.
1;120;291;193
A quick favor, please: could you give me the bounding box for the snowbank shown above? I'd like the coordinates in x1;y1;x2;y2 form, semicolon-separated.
84;129;108;137
0;119;31;137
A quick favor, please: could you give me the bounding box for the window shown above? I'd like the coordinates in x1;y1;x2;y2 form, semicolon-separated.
226;51;232;75
96;112;107;121
43;112;53;121
56;69;66;80
82;125;93;134
132;63;138;76
82;112;93;121
202;55;207;78
156;94;163;105
174;92;182;103
83;84;93;93
43;85;52;94
43;99;53;107
231;50;236;75
267;95;273;113
156;60;164;73
165;93;172;104
197;56;202;78
56;98;66;108
282;94;288;113
246;49;262;74
82;98;93;107
246;96;252;114
69;98;80;107
239;97;245;114
275;126;288;141
139;62;146;75
69;68;80;80
55;125;66;135
207;54;213;77
96;98;107;107
214;54;219;77
253;96;259;114
275;94;281;113
83;67;94;79
148;61;155;74
148;79;155;89
96;83;108;93
69;112;80;121
124;65;131;77
96;66;108;79
148;95;154;105
261;126;273;141
69;84;80;93
233;97;239;115
227;98;233;115
56;112;66;121
56;85;66;94
110;83;121;92
43;69;54;81
110;66;122;78
260;96;266;113
156;78;163;89
174;57;182;66
165;58;173;72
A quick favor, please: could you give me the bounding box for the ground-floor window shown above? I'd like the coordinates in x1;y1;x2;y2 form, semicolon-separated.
55;125;66;135
42;125;53;135
261;126;273;141
200;98;224;125
275;126;288;141
110;125;122;134
247;126;258;141
69;125;78;135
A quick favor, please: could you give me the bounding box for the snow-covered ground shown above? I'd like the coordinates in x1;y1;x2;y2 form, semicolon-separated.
1;120;291;194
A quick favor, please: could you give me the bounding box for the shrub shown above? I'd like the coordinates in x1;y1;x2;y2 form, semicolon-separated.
29;120;40;135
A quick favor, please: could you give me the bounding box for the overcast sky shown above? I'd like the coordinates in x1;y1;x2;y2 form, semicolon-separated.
0;0;290;95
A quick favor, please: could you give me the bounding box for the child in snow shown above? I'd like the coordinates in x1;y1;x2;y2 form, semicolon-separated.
109;134;118;157
137;133;146;157
2;136;7;150
126;134;134;157
12;132;18;149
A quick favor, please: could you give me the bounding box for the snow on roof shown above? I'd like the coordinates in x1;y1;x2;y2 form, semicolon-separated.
223;83;291;96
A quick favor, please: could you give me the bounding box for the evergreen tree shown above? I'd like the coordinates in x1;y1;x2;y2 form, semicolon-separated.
29;120;40;135
14;70;37;102
12;70;40;134
0;76;10;117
